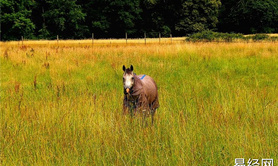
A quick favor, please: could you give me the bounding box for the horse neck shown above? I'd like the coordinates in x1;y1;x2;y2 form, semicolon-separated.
133;76;143;92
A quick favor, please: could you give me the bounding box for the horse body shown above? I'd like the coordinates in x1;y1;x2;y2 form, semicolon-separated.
137;74;159;110
122;66;159;118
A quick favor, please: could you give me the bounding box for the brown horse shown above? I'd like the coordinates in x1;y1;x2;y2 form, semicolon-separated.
122;65;159;123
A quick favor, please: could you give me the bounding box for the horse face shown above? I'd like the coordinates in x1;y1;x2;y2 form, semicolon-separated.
122;65;134;93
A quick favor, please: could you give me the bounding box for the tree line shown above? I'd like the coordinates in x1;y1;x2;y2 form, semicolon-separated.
1;0;278;41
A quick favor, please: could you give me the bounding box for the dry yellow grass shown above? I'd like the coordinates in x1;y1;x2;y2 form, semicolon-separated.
0;40;277;165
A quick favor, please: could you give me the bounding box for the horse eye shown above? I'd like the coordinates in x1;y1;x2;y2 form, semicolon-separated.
123;78;125;81
132;77;134;80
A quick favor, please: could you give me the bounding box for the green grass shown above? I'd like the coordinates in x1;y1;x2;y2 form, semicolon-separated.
1;42;278;165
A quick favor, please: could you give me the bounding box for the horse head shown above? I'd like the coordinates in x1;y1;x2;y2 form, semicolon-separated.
122;65;135;94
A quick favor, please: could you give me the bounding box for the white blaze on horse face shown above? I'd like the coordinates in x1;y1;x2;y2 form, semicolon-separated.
123;73;134;89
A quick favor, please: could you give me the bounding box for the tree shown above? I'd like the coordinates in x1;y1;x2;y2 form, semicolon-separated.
139;0;180;37
218;0;278;33
81;0;141;38
175;0;221;35
42;0;87;39
30;0;50;39
1;0;35;40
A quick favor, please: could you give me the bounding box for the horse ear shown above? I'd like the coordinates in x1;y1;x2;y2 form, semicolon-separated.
122;65;126;71
130;65;133;71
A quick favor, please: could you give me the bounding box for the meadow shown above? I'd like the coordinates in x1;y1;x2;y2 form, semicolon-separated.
1;39;278;165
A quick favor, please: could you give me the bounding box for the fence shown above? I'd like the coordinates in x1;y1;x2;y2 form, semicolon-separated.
12;33;186;46
9;32;277;45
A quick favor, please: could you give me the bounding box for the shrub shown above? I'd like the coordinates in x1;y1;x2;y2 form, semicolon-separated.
252;34;270;41
270;36;278;42
187;31;244;42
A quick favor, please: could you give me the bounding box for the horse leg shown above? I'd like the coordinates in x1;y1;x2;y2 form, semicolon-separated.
149;100;157;125
141;108;146;127
151;109;154;125
141;105;150;127
123;104;128;115
123;96;129;115
151;108;157;125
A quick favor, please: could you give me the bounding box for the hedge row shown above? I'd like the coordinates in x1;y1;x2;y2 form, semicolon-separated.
186;31;278;42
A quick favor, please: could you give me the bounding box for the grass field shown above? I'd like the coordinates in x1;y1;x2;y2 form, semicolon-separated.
1;39;278;165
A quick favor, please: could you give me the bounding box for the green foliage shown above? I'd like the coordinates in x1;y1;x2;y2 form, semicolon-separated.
43;0;87;39
0;0;35;40
250;34;278;42
38;25;51;39
176;0;221;34
187;31;244;42
1;0;278;40
89;0;141;38
187;31;278;42
270;36;278;42
139;0;179;37
219;0;278;33
251;34;270;41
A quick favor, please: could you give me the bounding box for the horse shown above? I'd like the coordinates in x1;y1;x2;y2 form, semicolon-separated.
122;65;159;124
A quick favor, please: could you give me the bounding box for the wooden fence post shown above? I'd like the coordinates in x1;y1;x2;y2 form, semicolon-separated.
144;32;146;45
57;35;59;43
125;32;128;44
170;34;173;44
92;33;94;45
21;36;24;45
159;33;161;44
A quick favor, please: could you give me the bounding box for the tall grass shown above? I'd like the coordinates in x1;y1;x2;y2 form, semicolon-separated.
1;41;277;165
